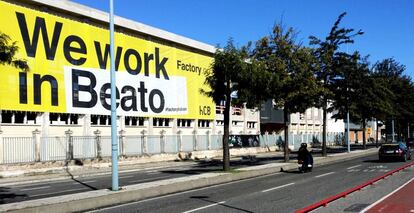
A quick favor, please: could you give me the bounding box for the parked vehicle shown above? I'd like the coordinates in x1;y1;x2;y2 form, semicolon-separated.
379;142;412;162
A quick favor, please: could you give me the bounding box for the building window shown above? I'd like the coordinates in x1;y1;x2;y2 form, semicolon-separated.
216;120;224;126
153;118;170;127
91;115;110;126
1;111;12;123
216;105;225;114
198;120;210;128
247;122;256;129
232;121;239;126
50;113;79;125
125;116;145;126
232;107;242;115
27;112;38;124
177;119;192;127
0;111;39;124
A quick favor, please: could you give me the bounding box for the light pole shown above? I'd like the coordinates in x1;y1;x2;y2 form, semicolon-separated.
346;44;350;153
347;110;350;152
109;0;119;191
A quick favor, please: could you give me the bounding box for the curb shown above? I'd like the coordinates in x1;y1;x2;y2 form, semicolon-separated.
0;149;378;213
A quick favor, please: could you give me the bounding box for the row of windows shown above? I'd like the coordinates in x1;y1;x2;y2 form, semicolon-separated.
216;105;243;115
0;112;219;128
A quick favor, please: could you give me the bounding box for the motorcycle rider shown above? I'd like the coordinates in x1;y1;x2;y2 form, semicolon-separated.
298;143;313;172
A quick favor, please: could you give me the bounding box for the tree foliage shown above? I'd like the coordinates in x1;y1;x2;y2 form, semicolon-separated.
309;12;363;155
203;39;273;170
0;32;28;71
253;23;323;162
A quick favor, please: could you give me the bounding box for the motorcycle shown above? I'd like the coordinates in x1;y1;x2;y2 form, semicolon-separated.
298;155;313;173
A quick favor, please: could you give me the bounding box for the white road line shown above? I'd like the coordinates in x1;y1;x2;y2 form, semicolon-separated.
315;172;335;178
360;177;414;213
30;188;85;198
262;183;295;193
20;186;50;191
128;175;171;183
347;164;362;170
120;175;134;179
182;201;226;213
72;180;96;185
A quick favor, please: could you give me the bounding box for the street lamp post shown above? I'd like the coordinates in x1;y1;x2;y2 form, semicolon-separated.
109;0;119;191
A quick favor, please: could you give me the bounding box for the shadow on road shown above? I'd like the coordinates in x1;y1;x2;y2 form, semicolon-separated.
0;187;27;204
64;161;98;191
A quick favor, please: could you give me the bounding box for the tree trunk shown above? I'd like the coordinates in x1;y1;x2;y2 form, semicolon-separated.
283;109;290;162
362;119;366;149
322;99;327;157
408;122;410;139
376;119;379;148
222;81;231;171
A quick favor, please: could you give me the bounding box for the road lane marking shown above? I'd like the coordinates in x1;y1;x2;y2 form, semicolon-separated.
182;201;226;213
30;188;85;198
360;177;414;212
128;175;172;183
262;182;295;193
347;164;361;170
72;180;96;185
20;186;50;191
315;172;335;178
120;175;134;179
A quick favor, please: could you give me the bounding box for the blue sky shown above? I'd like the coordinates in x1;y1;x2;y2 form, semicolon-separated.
72;0;414;77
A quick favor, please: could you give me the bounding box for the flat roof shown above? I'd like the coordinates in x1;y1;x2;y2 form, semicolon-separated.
18;0;216;54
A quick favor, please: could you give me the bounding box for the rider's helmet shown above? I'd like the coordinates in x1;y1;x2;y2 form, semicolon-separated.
300;143;307;148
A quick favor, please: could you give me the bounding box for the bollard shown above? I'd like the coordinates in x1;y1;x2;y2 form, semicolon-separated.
0;130;3;164
94;130;102;159
177;130;183;152
119;130;126;157
141;130;147;154
160;130;166;153
206;130;211;150
193;130;198;151
33;129;41;162
65;129;73;161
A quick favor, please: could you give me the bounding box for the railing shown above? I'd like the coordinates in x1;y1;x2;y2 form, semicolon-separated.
0;132;346;164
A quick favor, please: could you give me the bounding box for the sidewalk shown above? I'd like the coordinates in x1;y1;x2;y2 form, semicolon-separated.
0;147;379;213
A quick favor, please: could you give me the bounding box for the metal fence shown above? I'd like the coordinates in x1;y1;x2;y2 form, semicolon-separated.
0;132;346;164
41;136;67;161
1;137;35;164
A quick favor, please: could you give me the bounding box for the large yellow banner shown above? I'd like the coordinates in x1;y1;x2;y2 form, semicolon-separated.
0;1;215;119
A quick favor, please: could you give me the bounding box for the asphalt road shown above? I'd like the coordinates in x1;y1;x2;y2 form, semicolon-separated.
87;154;413;213
1;152;288;204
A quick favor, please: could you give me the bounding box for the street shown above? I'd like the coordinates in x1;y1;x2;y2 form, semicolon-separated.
1;152;288;204
87;154;413;213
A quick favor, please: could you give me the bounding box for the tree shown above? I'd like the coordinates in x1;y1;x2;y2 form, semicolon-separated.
309;12;363;156
0;32;28;71
330;52;393;149
372;58;414;141
254;24;323;162
203;39;273;171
